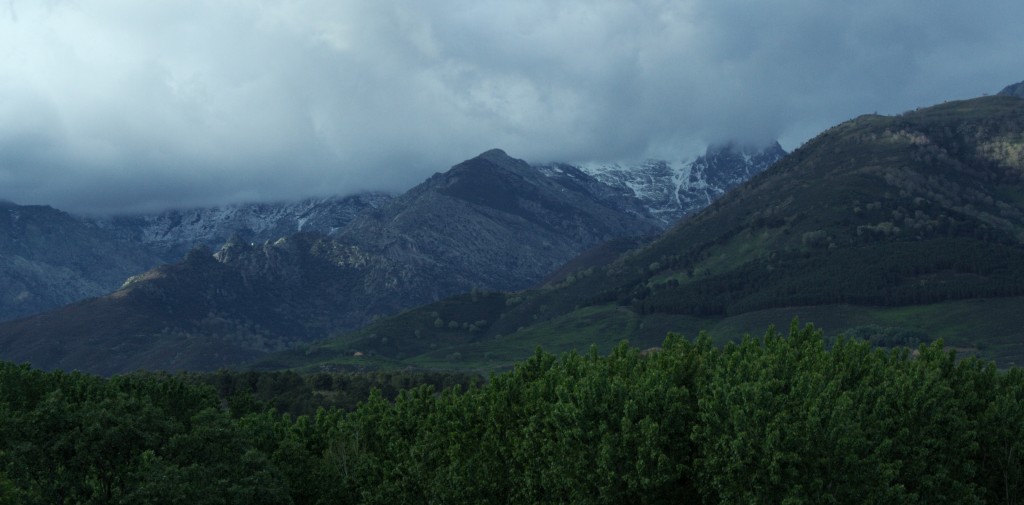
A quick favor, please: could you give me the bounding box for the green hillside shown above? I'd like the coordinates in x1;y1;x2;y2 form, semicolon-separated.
258;95;1024;372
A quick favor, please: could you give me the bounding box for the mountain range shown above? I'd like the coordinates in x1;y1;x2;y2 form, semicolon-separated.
0;143;784;374
14;88;1024;376
0;143;781;327
255;92;1024;373
0;194;388;323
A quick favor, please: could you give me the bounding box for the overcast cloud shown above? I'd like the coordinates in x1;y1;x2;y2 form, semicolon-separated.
1;0;1022;214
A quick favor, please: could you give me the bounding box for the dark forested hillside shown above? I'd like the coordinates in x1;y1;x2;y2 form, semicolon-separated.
3;324;1023;504
578;95;1024;315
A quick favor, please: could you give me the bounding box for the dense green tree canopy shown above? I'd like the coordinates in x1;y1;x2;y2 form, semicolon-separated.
2;323;1022;503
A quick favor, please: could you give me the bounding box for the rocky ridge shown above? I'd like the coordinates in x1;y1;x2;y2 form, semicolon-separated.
0;142;779;325
94;192;391;261
564;142;786;225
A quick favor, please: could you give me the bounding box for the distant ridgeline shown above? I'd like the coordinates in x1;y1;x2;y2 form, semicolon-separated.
2;324;1023;503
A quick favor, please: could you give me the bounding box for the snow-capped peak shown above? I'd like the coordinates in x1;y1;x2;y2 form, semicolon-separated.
568;142;786;226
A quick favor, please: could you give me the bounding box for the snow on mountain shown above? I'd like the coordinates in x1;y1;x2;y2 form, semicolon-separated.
568;142;787;226
94;192;392;261
89;142;782;262
531;162;657;222
572;159;689;225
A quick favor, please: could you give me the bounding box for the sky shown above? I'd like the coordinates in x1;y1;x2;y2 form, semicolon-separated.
1;0;1022;214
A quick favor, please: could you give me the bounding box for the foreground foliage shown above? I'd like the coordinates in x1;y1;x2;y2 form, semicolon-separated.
189;369;480;417
2;322;1024;504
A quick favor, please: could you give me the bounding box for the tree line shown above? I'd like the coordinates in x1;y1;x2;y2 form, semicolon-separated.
2;321;1023;503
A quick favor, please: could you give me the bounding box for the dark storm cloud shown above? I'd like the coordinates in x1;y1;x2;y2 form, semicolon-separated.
1;0;1022;214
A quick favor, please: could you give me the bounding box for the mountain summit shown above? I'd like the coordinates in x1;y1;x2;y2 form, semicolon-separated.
335;148;661;295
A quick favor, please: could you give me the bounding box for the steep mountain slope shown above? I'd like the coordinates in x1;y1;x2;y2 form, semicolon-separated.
596;96;1024;316
0;150;663;374
0;202;164;322
336;149;660;296
565;142;786;225
262;95;1024;372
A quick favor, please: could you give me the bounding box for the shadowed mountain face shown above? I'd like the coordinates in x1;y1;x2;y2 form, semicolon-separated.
999;80;1024;99
0;150;665;374
256;95;1024;373
0;194;390;323
610;96;1024;316
0;203;164;322
336;149;661;295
